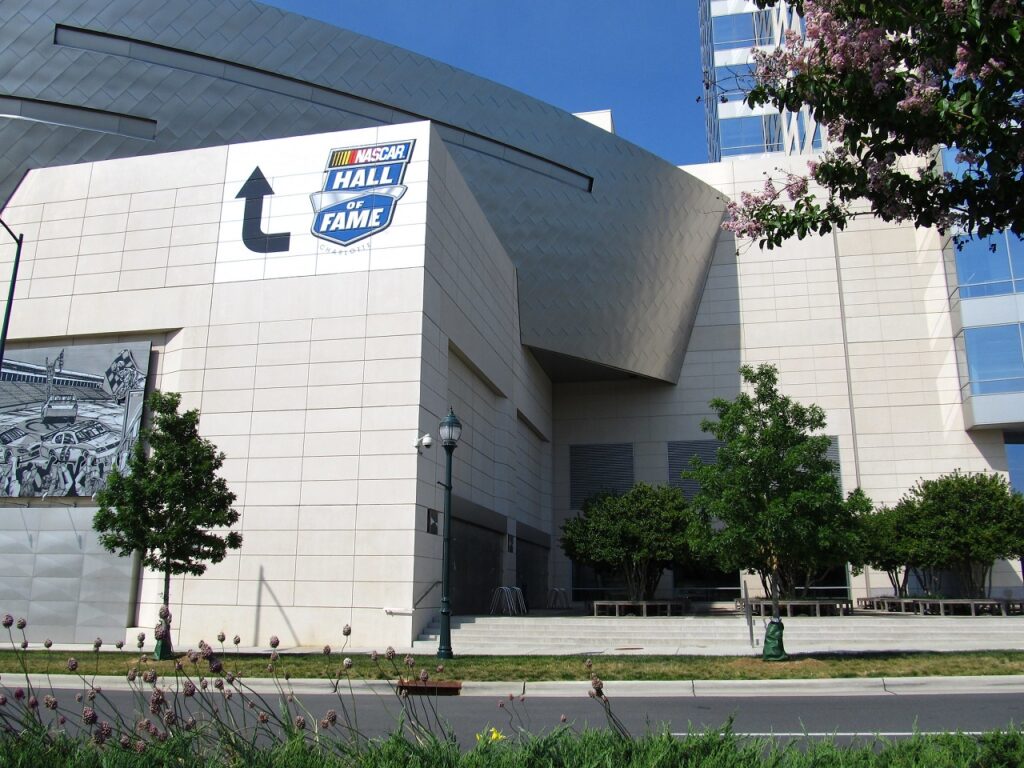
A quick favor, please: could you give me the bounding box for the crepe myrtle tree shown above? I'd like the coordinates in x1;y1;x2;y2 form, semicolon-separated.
687;364;871;619
851;502;916;597
897;470;1024;598
93;391;240;659
720;0;1023;249
560;483;699;601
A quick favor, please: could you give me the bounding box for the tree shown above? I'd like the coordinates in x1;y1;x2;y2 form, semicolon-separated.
687;364;871;618
721;1;1023;248
94;391;240;659
852;502;916;597
897;470;1024;598
560;483;698;601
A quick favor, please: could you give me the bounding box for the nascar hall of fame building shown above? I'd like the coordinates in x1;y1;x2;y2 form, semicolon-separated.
0;0;1020;648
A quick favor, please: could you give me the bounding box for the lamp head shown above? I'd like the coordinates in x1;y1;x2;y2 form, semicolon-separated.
438;408;462;448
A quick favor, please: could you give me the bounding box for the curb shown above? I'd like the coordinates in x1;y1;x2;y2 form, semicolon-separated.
16;674;1024;698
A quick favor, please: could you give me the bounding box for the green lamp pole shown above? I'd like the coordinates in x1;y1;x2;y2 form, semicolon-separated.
0;217;24;374
437;407;462;659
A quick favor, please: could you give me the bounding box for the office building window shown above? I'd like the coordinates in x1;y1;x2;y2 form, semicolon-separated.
714;63;755;103
943;147;1024;298
712;11;772;50
721;114;783;156
963;324;1024;395
955;233;1024;298
1005;434;1024;494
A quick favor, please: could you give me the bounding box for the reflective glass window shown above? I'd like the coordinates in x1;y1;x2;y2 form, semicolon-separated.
1008;234;1024;281
964;324;1024;394
713;13;755;49
721;115;768;155
955;233;1010;288
1005;434;1024;494
712;11;772;50
714;64;755;102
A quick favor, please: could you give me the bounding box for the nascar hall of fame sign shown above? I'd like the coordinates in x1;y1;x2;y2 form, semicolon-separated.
309;139;415;247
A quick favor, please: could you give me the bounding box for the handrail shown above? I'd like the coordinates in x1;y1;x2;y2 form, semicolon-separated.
413;580;441;609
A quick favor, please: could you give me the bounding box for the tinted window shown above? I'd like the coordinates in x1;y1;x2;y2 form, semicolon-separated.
964;324;1024;394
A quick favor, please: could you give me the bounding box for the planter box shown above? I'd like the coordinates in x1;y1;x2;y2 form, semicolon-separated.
397;678;462;696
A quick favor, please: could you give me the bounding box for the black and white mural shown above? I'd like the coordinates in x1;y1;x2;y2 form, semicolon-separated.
0;342;150;497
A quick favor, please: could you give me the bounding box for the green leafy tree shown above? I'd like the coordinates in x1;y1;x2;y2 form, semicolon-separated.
560;483;698;601
94;391;240;658
852;502;916;597
721;0;1023;248
687;364;870;617
898;470;1024;598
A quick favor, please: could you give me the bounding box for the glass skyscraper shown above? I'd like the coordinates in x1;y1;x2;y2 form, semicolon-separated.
698;0;820;161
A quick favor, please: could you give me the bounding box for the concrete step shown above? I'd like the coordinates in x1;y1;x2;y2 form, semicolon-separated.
413;614;1024;654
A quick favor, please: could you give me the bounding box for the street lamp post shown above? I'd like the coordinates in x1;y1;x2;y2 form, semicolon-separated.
437;407;462;659
0;217;24;374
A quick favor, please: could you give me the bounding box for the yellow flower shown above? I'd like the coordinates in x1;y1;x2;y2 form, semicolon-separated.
475;727;506;744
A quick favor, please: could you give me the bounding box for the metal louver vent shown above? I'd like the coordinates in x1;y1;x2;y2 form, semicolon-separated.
668;439;722;499
569;443;634;509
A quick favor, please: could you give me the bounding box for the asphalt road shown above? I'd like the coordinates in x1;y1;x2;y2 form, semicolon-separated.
33;678;1024;748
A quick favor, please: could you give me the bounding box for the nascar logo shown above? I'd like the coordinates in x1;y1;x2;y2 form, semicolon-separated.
309;140;414;247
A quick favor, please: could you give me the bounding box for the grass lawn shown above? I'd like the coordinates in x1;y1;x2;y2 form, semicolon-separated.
1;648;1024;682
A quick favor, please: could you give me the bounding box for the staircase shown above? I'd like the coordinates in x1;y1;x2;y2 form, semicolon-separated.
412;614;1024;655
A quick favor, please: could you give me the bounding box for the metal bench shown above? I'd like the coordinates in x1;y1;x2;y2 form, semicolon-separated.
592;599;689;617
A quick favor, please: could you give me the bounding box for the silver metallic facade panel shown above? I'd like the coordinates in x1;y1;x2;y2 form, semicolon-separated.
0;0;725;382
0;507;133;642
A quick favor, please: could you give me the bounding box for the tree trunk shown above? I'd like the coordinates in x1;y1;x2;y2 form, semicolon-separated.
886;569;899;597
163;564;171;610
623;564;640;602
643;565;663;601
770;567;781;620
153;560;174;660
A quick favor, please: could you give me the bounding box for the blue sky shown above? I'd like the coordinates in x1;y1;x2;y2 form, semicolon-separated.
264;1;709;166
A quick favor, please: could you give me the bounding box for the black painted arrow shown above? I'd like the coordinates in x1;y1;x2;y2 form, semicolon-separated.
236;167;291;253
